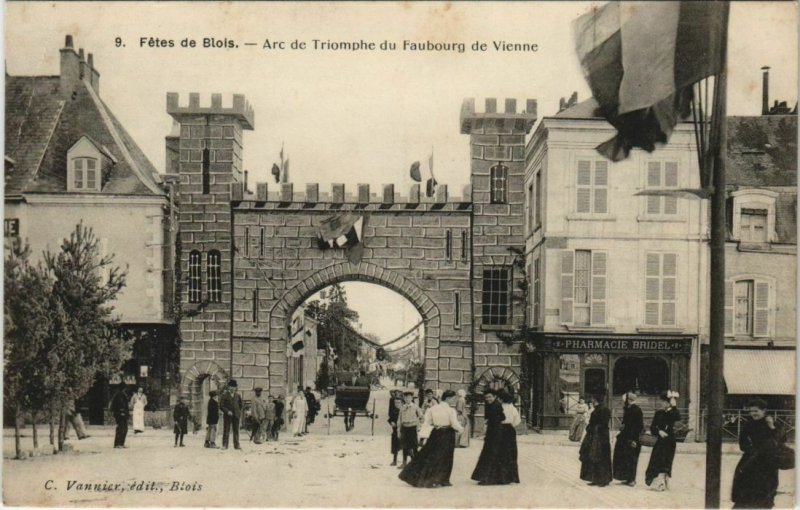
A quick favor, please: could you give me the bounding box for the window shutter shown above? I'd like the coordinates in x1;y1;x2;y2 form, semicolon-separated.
594;161;608;213
647;162;662;214
577;161;591;213
664;162;678;186
724;280;734;336
561;251;574;324
753;281;770;337
591;252;607;325
661;254;677;325
645;253;661;325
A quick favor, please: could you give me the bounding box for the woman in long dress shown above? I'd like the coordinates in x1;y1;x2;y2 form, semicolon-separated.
455;389;470;448
579;396;612;487
613;392;644;486
569;397;589;442
645;392;681;491
131;387;147;434
399;390;463;488
731;399;786;508
470;389;508;485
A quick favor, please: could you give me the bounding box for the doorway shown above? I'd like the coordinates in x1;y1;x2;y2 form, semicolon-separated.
583;368;606;403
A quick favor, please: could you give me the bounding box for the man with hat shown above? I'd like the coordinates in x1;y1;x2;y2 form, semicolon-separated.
220;379;243;450
111;384;131;449
250;387;267;444
205;390;220;448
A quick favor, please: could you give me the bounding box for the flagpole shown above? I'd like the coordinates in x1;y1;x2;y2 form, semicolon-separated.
704;3;730;508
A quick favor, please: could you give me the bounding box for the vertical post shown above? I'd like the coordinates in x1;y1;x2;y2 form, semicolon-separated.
371;399;376;436
705;5;730;506
327;400;331;436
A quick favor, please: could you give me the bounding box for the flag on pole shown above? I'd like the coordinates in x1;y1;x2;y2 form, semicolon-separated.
282;158;290;183
425;147;437;197
271;163;281;183
573;1;726;161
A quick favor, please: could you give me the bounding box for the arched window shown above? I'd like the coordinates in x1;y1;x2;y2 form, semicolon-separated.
188;250;202;303
207;250;222;303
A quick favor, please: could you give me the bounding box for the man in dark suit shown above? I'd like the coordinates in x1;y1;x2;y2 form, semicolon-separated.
220;379;243;450
111;384;131;448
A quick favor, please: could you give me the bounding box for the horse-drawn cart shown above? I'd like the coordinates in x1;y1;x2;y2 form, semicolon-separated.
323;383;379;435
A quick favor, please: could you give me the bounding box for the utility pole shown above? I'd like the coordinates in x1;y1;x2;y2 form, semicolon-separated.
705;3;730;507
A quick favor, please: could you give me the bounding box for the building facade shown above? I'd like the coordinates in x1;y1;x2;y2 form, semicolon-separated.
4;36;179;423
704;112;796;434
523;97;707;433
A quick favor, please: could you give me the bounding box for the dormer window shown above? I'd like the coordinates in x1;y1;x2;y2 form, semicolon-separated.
73;157;99;190
67;136;113;192
731;189;778;243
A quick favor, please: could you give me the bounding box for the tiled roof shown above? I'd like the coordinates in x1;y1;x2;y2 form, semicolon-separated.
5;75;163;196
727;115;797;187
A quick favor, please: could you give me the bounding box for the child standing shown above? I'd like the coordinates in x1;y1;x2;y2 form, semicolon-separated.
173;397;190;447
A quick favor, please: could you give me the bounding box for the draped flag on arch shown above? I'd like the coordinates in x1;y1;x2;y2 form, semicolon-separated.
573;1;726;162
316;213;365;264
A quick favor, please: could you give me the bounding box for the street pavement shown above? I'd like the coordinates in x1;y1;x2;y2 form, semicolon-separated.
2;388;795;508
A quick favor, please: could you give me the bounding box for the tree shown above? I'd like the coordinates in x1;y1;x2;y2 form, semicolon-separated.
39;223;133;451
4;239;52;458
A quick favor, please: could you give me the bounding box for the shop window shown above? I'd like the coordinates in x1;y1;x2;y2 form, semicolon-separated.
188;250;202;303
612;356;669;396
207;250;222;303
576;159;608;214
560;250;606;326
645;161;678;215
482;266;512;326
558;354;581;413
725;278;771;337
644;253;678;326
490;164;508;204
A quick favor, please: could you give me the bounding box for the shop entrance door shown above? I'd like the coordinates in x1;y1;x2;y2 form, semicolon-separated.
583;368;606;403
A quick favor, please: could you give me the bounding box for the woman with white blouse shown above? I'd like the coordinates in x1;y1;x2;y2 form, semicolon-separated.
399;389;464;488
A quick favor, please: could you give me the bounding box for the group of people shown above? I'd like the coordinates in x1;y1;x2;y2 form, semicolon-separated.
396;388;520;489
288;386;320;437
109;385;148;448
578;391;681;490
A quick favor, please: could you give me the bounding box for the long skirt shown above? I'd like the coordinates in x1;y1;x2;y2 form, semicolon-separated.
579;430;612;486
645;437;676;485
471;424;516;484
391;427;400;454
133;403;146;432
456;415;470;447
399;428;456;488
569;415;587;442
731;450;779;508
292;411;307;435
613;435;642;482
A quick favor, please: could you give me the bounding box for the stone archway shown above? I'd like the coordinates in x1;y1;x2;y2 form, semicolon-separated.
473;366;520;399
268;261;441;395
181;360;228;423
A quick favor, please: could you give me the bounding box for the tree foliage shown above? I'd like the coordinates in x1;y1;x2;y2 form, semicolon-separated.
305;283;361;374
3;224;133;457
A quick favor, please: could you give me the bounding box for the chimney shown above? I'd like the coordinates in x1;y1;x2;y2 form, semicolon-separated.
59;35;81;99
761;66;770;115
86;53;100;94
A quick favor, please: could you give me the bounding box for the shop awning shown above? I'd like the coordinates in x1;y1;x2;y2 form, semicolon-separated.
724;349;796;395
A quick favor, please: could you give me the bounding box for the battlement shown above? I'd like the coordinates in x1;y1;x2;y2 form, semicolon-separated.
460;97;537;135
231;182;472;211
167;92;255;130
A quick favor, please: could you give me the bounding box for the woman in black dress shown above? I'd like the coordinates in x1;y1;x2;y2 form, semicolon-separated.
388;395;402;466
732;399;786;508
579;396;612;487
471;389;508;485
645;391;681;491
399;390;464;488
613;391;644;486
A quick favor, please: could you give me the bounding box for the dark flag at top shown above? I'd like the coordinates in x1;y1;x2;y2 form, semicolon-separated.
573;1;726;161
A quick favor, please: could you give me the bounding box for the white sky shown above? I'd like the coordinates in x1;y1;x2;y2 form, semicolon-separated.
5;2;798;340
